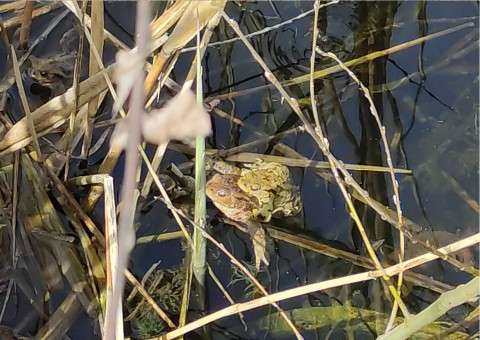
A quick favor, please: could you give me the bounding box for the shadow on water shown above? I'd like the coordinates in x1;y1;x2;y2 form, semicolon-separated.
0;1;478;339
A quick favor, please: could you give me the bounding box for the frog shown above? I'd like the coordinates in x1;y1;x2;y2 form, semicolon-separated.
206;159;302;269
28;52;77;97
27;26;81;98
211;159;302;222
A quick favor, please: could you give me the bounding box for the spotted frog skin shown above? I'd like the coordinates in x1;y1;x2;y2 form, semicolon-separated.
28;53;77;96
206;159;302;269
206;171;269;269
208;159;302;223
206;173;257;223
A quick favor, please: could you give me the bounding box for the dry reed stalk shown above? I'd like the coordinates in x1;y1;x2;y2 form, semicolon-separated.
225;153;412;174
314;46;407;326
164;233;479;339
81;0;105;161
378;276;480;340
104;0;150;336
10;45;41;159
268;228;461;296
64;1;86;181
3;2;62;28
18;0;33;50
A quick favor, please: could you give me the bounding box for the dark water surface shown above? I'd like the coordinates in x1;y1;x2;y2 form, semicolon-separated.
1;1;478;339
137;2;478;339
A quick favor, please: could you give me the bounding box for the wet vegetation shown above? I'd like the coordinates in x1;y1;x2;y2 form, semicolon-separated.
0;1;478;339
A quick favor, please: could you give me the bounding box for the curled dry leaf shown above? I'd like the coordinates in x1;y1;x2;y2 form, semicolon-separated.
247;221;269;271
142;89;211;145
113;50;145;116
162;0;226;56
111;89;211;149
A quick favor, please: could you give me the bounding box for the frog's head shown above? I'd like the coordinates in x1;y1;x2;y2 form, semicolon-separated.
29;56;56;85
206;173;258;222
206;174;238;206
28;55;75;88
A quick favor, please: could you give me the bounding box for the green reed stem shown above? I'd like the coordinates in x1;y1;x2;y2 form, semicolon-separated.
193;16;207;300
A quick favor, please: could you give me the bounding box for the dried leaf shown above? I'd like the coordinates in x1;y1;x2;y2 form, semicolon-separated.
113;50;145;115
247;221;269;270
162;0;226;56
110;90;211;150
142;89;211;145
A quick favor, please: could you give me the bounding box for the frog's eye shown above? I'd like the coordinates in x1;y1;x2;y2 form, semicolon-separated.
217;189;228;198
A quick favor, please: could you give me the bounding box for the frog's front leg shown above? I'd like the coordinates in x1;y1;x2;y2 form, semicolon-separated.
51;83;68;98
252;201;274;223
